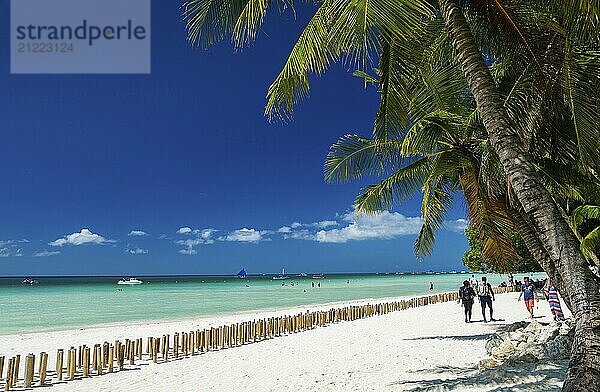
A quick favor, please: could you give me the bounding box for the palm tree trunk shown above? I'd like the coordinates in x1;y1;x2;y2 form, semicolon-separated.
511;208;573;312
438;0;600;389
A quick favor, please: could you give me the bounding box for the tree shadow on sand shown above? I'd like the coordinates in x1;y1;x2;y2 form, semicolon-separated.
403;334;493;341
389;361;567;391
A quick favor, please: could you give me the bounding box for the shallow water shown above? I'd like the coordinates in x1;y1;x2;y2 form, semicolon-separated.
0;272;545;334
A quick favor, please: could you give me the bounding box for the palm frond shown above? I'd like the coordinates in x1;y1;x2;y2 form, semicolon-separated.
324;135;404;183
581;226;600;260
353;158;432;213
571;205;600;227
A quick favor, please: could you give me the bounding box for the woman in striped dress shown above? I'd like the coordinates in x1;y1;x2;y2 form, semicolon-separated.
547;283;565;321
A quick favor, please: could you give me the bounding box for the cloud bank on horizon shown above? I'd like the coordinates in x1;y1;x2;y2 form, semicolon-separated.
0;210;468;257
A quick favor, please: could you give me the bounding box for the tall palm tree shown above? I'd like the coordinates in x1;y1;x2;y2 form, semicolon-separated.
181;0;600;388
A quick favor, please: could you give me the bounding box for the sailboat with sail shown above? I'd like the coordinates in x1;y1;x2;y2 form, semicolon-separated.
272;268;289;280
235;268;247;279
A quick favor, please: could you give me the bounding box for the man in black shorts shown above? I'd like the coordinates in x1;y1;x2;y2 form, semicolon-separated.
477;276;495;322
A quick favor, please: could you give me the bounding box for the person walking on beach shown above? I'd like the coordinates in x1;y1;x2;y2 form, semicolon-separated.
429;281;434;291
477;276;495;322
518;276;539;319
458;280;476;323
546;281;565;321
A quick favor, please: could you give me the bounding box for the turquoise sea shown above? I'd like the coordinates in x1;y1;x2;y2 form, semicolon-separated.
0;273;545;335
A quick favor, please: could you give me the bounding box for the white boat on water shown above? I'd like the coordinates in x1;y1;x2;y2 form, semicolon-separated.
272;268;289;280
117;277;143;285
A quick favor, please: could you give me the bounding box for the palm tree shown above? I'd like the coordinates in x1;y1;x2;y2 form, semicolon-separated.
181;0;600;388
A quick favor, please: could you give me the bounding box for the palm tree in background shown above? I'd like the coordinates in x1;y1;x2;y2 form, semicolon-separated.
182;0;600;388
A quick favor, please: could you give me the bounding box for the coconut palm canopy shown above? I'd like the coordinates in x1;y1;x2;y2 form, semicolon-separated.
183;0;600;388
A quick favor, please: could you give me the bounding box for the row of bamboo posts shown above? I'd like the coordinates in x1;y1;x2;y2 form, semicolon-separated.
0;286;515;390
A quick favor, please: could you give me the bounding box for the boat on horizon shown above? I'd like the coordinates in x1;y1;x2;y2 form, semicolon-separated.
272;268;289;280
297;272;308;277
117;277;143;285
22;278;39;285
235;268;247;279
311;274;325;279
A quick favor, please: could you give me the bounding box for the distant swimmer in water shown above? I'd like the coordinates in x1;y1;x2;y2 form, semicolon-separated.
429;281;434;290
318;282;321;288
303;289;306;292
347;280;350;284
245;284;250;287
312;282;315;288
291;282;294;286
281;282;285;286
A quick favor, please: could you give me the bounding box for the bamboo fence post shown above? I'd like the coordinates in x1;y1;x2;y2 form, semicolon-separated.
68;348;76;380
56;349;63;381
39;352;48;386
128;341;134;366
174;333;179;358
83;347;90;377
191;331;196;354
78;345;82;369
0;356;3;383
119;344;126;370
150;338;157;364
12;355;20;387
92;344;98;372
108;345;114;373
100;342;106;370
4;358;12;392
182;333;188;356
23;354;33;388
138;338;143;360
103;342;109;367
164;335;170;362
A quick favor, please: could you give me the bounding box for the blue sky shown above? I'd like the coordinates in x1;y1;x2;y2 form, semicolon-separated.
0;1;468;276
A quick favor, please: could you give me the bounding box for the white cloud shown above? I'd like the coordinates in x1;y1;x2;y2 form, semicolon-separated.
219;228;265;243
128;230;148;237
0;247;23;257
278;226;292;233
0;239;28;246
312;220;338;229
290;222;302;229
444;219;468;233
34;250;60;257
50;229;114;247
175;228;217;255
314;211;422;243
126;247;148;255
282;229;316;241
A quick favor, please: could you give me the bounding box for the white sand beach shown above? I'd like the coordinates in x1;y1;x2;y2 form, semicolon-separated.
0;293;571;391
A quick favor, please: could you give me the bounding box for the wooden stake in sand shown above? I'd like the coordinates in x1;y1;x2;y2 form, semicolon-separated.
39;352;48;386
4;358;13;392
23;354;33;388
56;349;64;381
108;345;114;373
12;355;20;387
83;347;90;377
68;348;76;380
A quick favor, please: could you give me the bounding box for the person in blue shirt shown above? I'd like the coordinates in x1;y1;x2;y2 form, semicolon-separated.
518;276;539;319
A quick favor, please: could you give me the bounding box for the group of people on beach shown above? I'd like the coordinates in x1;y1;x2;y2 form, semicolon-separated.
458;275;496;323
458;275;565;323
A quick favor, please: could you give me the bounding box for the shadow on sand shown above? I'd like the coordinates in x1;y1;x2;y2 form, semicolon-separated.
389;361;567;391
